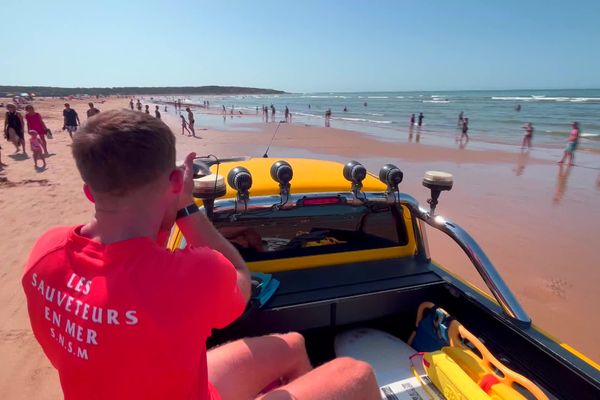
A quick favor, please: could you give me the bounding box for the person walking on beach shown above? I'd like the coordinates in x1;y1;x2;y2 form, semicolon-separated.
521;122;534;150
129;99;134;110
87;102;100;119
145;105;150;115
25;105;49;155
186;107;196;136
0;145;6;169
155;105;161;120
136;99;142;111
418;112;424;127
409;113;415;126
62;103;80;139
270;104;276;121
325;109;332;127
180;115;191;135
27;129;46;169
285;106;290;122
460;117;470;142
558;122;580;165
4;103;26;154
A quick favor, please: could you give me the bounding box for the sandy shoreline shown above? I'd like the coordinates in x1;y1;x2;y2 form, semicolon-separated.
1;97;599;399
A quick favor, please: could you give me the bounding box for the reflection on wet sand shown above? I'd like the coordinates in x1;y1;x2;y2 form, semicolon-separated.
514;151;530;176
415;126;421;143
553;164;573;204
408;126;414;142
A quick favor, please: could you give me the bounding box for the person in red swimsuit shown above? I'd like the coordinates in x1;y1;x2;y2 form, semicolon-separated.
22;109;378;400
25;105;49;154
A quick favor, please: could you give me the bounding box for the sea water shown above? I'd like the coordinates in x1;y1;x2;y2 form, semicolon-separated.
175;89;600;151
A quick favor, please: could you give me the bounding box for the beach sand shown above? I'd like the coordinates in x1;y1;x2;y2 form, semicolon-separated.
1;98;598;399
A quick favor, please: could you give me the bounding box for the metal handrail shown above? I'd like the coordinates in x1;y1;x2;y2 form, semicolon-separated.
395;193;531;327
206;190;531;326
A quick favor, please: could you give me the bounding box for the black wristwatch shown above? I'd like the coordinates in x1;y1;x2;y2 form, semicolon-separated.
176;204;200;220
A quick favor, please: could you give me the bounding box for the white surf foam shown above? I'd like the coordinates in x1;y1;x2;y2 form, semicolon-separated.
491;96;533;101
336;117;393;124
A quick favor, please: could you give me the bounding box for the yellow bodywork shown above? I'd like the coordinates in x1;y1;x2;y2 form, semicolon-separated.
167;157;417;272
213;157;388;197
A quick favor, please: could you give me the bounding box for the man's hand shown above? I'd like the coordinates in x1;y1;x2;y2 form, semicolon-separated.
178;152;196;209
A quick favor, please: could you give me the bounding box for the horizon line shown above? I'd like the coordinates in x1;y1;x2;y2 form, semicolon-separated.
1;84;599;94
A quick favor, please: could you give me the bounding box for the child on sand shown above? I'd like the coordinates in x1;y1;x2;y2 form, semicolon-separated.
180;115;191;136
28;130;46;169
558;122;580;165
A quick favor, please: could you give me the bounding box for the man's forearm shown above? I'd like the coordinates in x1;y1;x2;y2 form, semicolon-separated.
177;210;251;300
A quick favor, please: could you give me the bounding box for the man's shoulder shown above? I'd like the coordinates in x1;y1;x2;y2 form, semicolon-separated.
24;226;74;275
170;246;233;277
171;246;223;264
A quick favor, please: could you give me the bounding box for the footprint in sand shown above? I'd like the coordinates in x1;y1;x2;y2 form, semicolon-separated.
0;329;32;343
522;277;571;301
0;177;52;188
546;277;570;299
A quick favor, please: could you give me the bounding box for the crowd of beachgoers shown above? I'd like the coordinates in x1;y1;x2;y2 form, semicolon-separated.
1;95;583;178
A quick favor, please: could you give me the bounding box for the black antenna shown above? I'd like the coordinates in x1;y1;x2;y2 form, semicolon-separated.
263;121;282;158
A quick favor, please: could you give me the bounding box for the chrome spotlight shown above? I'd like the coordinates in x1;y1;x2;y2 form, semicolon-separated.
228;166;252;204
343;160;367;198
379;164;403;194
422;171;453;215
270;160;293;203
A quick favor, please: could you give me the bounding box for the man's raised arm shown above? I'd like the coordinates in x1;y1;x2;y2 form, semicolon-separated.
176;153;251;302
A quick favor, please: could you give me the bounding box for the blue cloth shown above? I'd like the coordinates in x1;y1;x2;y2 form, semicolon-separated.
411;308;451;352
251;272;280;307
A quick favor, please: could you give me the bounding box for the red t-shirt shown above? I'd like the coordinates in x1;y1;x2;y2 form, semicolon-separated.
25;112;46;136
22;226;246;400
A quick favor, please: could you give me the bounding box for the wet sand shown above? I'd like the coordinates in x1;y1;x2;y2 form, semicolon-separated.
0;98;598;399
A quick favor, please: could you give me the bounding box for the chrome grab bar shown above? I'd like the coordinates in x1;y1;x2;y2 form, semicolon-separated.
395;193;531;327
206;191;531;326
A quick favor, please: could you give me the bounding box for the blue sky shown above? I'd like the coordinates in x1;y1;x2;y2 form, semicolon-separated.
1;0;599;92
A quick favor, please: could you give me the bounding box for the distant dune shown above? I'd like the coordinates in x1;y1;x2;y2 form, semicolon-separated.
0;85;285;97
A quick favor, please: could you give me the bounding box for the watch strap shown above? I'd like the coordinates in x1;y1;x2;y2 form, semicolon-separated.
176;204;200;220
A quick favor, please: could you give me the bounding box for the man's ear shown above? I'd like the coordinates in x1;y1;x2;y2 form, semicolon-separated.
83;184;95;203
169;168;184;195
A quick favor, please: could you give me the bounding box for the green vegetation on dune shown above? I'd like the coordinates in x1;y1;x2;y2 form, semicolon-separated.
0;85;285;97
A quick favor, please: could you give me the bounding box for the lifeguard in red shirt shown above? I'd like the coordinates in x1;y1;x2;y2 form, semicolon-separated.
22;110;378;400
